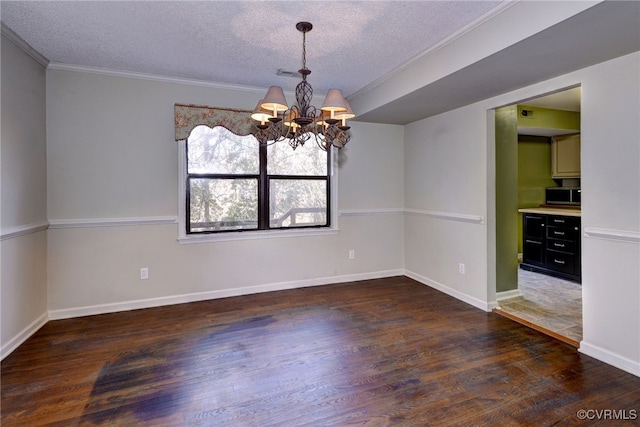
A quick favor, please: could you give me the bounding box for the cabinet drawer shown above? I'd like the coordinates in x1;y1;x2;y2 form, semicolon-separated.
547;216;577;228
546;250;576;275
546;226;578;241
546;239;577;253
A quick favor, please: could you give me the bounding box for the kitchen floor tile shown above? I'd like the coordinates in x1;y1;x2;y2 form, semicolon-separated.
497;269;582;343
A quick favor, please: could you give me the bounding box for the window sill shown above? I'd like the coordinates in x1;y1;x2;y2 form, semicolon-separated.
177;226;339;244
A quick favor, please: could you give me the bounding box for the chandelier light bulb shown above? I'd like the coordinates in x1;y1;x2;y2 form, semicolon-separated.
251;99;273;127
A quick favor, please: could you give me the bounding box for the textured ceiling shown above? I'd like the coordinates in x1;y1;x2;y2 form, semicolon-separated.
355;0;640;124
0;0;503;97
3;1;639;126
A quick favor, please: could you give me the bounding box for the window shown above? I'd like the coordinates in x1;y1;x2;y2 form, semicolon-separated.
185;125;331;234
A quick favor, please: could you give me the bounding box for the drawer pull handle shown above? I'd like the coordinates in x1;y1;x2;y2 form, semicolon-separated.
554;259;566;265
554;231;565;236
553;219;565;223
554;243;565;248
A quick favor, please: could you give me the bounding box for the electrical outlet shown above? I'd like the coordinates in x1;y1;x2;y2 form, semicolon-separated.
459;263;465;274
140;267;149;280
349;250;355;260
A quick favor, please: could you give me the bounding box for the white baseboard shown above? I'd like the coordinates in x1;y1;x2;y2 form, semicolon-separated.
8;273;640;380
489;286;524;311
404;269;491;312
580;341;640;378
48;269;404;320
496;289;523;301
1;312;48;361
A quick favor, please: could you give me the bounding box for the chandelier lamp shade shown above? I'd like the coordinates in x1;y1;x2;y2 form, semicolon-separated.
251;22;354;151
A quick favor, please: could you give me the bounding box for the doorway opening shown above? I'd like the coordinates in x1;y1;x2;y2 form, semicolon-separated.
493;86;582;347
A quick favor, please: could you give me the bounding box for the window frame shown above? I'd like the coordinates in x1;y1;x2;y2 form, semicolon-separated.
177;131;339;244
186;174;260;233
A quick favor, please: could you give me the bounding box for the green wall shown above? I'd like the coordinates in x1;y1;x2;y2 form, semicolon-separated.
517;105;580;130
517;135;557;252
495;105;519;293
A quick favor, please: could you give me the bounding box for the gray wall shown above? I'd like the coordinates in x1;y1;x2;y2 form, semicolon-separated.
1;34;48;358
45;68;405;317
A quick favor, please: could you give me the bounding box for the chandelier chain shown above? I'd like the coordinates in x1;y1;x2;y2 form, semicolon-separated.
301;30;307;73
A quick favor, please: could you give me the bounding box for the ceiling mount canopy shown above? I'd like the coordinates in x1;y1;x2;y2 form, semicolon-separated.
252;21;354;151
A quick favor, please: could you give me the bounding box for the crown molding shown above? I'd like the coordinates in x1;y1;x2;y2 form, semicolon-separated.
1;23;49;67
349;1;517;99
47;62;314;98
47;62;271;94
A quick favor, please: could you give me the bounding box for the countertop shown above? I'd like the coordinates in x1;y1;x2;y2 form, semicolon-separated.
518;207;581;217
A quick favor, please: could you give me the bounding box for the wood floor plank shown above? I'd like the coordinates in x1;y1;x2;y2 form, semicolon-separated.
2;276;639;426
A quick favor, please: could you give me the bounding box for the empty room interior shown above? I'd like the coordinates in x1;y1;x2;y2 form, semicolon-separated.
2;1;639;425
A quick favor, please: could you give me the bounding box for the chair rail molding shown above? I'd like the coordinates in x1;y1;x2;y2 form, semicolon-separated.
339;208;404;217
48;216;178;229
583;227;640;244
405;208;485;224
0;221;49;241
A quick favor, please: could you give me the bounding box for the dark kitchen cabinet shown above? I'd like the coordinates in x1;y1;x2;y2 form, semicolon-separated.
521;213;581;283
523;214;545;267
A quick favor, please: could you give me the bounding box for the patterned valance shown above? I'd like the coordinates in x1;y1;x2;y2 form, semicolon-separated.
174;103;255;141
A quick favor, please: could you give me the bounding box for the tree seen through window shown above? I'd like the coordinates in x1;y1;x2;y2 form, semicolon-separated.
186;125;330;233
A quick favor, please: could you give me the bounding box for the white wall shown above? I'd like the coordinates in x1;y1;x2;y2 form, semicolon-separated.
403;52;640;376
578;53;639;375
404;107;488;308
45;69;405;317
1;34;48;358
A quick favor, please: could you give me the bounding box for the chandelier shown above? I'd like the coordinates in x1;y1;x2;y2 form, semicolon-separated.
251;22;355;151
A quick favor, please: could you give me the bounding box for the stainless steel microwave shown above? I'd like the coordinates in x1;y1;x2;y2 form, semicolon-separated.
546;187;581;205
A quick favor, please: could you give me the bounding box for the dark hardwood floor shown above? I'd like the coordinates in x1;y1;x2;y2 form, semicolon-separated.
2;276;639;426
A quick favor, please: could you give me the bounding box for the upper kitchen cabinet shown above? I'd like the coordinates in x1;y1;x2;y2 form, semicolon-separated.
516;104;581;179
552;133;581;178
